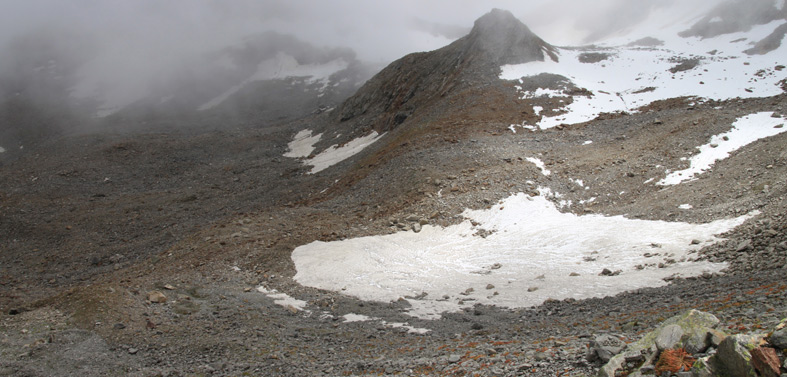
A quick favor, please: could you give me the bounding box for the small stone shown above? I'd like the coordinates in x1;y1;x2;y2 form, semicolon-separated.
163;284;176;290
128;348;138;355
485;284;495;290
113;323;126;330
569;272;580;276
735;239;752;252
412;223;422;233
527;287;539;292
147;291;167;303
691;239;701;245
448;354;462;363
710;143;719;148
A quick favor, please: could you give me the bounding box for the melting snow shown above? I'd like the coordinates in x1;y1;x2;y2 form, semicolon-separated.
293;192;752;319
284;129;322;158
342;314;430;334
500;21;787;129
658;112;787;185
0;146;5;153
307;131;383;174
257;286;310;313
342;313;372;322
526;157;551;176
283;130;384;174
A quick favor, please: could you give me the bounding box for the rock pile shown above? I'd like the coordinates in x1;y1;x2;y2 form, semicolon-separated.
595;309;787;377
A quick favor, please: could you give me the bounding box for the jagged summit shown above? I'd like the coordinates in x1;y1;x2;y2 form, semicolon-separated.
467;8;557;65
330;9;553;138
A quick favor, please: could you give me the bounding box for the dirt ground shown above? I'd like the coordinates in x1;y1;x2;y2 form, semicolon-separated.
1;93;787;376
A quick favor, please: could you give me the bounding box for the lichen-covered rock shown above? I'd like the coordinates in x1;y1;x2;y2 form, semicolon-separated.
769;318;787;349
684;330;710;354
655;324;684;351
691;356;720;377
597;310;720;377
714;334;763;377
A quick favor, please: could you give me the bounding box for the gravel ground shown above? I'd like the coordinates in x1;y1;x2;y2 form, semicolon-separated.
1;93;786;376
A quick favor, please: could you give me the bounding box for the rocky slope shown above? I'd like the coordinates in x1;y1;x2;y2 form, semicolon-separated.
1;4;787;377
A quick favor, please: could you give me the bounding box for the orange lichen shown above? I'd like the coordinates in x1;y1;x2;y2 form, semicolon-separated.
655;348;696;374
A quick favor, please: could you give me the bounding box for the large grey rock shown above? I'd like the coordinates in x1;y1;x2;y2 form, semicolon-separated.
692;356;721;377
714;334;762;377
655;324;684;351
770;320;787;349
684;330;710;354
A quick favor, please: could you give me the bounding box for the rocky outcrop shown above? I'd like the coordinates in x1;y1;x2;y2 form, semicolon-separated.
332;9;555;136
597;311;787;377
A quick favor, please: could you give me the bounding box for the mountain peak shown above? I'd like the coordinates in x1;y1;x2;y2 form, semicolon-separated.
468;8;555;65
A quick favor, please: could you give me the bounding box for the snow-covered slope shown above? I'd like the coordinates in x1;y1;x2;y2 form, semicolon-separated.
501;11;786;129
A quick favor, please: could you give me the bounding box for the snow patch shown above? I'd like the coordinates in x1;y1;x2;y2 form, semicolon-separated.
0;146;5;153
342;314;430;334
342;313;372;322
658;112;787;185
256;286;310;313
293;192;751;319
306;132;384;174
284;129;322;158
583;140;593;145
501;21;787;129
526;157;551;176
679;204;693;209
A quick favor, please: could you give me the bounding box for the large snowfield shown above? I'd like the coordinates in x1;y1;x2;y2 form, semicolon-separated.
294;193;753;319
501;20;787;129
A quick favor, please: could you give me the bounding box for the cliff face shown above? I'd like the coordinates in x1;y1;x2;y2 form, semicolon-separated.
332;9;555;135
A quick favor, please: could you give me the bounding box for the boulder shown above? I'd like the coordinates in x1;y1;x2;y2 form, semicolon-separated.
769;319;787;349
750;347;781;377
655;324;684;351
714;334;762;377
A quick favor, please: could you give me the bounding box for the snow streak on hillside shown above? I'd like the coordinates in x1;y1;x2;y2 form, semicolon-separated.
293;193;752;319
283;129;384;174
501;20;787;129
199;53;348;111
658;112;787;185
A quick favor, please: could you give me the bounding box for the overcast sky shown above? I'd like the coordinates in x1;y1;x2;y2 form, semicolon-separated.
1;0;725;64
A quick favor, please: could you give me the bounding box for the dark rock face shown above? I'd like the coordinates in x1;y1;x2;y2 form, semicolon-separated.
333;9;554;136
465;8;557;66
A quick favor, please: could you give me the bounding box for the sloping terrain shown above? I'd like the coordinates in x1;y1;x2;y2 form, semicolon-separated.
1;5;787;377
